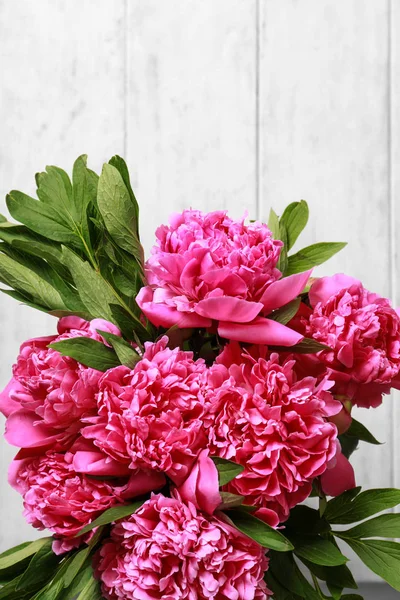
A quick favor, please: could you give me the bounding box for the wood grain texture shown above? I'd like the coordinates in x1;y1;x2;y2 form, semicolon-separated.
259;0;390;580
390;0;400;494
126;0;257;254
0;0;125;549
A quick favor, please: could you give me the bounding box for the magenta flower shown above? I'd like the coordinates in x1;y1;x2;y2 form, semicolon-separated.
206;343;341;522
304;274;400;407
137;210;310;345
8;451;161;554
95;493;271;600
0;317;120;452
82;337;209;485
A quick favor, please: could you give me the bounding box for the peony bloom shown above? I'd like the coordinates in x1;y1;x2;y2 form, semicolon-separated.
82;337;209;485
9;450;163;554
206;343;341;523
95;492;271;600
303;274;400;407
0;317;120;452
320;444;356;497
137;210;310;346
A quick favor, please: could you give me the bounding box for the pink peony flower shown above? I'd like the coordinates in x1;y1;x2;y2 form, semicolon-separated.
82;337;209;485
320;445;356;497
0;317;120;451
9;451;163;554
176;449;222;515
137;210;310;346
95;492;271;600
303;274;400;407
206;343;341;522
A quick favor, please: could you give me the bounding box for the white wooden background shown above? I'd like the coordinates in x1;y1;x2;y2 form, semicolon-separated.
0;0;397;583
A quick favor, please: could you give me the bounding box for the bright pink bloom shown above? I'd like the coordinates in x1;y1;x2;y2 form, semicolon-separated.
321;447;356;497
304;274;400;407
82;337;209;485
137;210;310;346
177;449;221;515
96;493;271;600
206;343;341;522
1;317;120;451
9;451;162;553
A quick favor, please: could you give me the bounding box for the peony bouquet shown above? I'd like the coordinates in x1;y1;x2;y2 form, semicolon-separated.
0;155;399;599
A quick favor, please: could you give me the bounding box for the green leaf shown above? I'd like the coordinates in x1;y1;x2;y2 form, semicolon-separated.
267;208;280;239
299;558;358;590
77;500;145;537
218;492;245;509
97;163;142;259
59;564;93;600
286;242;347;275
61;247;117;321
226;510;293;551
280;200;309;251
327;582;343;600
345;418;382;445
108;156;139;233
0;254;66;311
326;488;400;525
72;154;98;248
341;596;364;600
49;337;120;371
6;191;78;246
0;539;51;571
96;330;140;369
324;487;362;523
16;540;59;590
291;535;348;566
77;574;102;600
339;432;360;459
340;513;400;540
272;337;331;354
268;552;320;600
343;538;400;591
32;579;65;600
285;505;330;536
211;457;244;486
277;221;288;274
269;298;301;324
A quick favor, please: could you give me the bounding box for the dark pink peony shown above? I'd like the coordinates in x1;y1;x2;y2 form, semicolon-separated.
303;274;400;407
82;337;209;485
206;343;341;522
96;492;271;600
137;210;310;346
9;451;163;554
0;317;120;452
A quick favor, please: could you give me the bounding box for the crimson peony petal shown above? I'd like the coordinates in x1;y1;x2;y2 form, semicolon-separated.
72;451;131;477
5;410;60;448
320;452;356;497
218;317;304;346
195;297;263;323
260;270;313;315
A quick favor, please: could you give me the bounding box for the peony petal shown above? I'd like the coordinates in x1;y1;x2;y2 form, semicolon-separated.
320;452;356;497
0;379;22;417
260;270;313;315
136;286;211;328
73;451;131;477
120;470;166;500
5;410;60;448
309;274;361;307
178;449;221;515
195;297;263;323
218;317;304;346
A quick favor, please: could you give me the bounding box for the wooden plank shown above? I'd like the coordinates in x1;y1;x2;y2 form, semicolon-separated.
126;0;257;254
0;0;125;549
259;0;390;580
391;0;400;494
